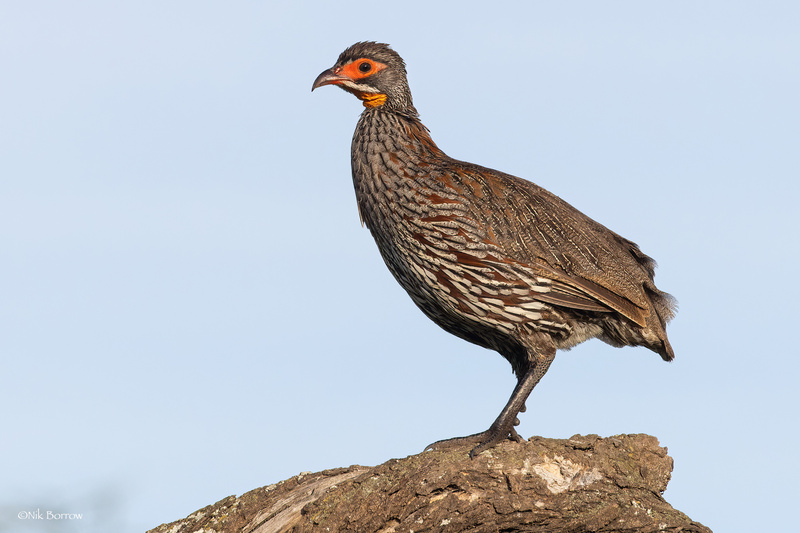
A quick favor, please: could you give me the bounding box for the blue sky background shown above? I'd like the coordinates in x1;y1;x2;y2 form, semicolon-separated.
2;2;798;532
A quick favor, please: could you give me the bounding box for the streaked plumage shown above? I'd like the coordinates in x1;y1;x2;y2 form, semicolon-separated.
313;42;676;457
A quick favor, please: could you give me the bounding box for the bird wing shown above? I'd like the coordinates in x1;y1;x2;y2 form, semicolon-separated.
447;163;656;327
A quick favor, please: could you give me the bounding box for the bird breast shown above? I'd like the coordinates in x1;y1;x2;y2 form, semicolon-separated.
350;111;574;343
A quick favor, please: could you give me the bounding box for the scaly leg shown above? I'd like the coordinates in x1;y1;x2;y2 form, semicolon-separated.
426;350;556;458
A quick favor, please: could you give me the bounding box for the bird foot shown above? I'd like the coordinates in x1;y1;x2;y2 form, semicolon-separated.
425;427;524;458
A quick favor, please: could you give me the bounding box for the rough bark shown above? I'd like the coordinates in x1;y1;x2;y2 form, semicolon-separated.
148;434;711;533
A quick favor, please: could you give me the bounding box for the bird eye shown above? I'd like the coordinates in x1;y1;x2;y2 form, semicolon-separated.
358;61;372;73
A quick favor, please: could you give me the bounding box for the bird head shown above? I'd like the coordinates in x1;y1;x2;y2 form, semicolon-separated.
312;41;417;116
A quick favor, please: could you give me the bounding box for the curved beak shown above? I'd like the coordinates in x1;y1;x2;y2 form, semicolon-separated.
312;67;349;91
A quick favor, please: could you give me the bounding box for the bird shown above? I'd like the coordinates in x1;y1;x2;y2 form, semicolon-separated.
312;42;677;458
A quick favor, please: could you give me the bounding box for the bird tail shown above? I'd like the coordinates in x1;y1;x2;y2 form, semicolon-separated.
645;284;678;361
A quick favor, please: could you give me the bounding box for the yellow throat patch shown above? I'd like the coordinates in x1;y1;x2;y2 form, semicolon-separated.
358;92;387;108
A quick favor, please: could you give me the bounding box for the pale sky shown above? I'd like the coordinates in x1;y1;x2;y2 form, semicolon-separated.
2;2;798;532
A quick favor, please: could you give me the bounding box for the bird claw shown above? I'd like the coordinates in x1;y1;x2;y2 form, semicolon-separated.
424;434;483;453
425;427;524;458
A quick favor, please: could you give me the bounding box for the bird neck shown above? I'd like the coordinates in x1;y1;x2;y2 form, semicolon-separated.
351;108;447;232
356;108;443;159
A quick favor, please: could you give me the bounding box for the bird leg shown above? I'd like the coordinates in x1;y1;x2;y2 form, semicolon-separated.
426;350;556;458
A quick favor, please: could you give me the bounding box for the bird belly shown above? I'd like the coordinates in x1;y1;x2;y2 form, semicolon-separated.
369;225;593;358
